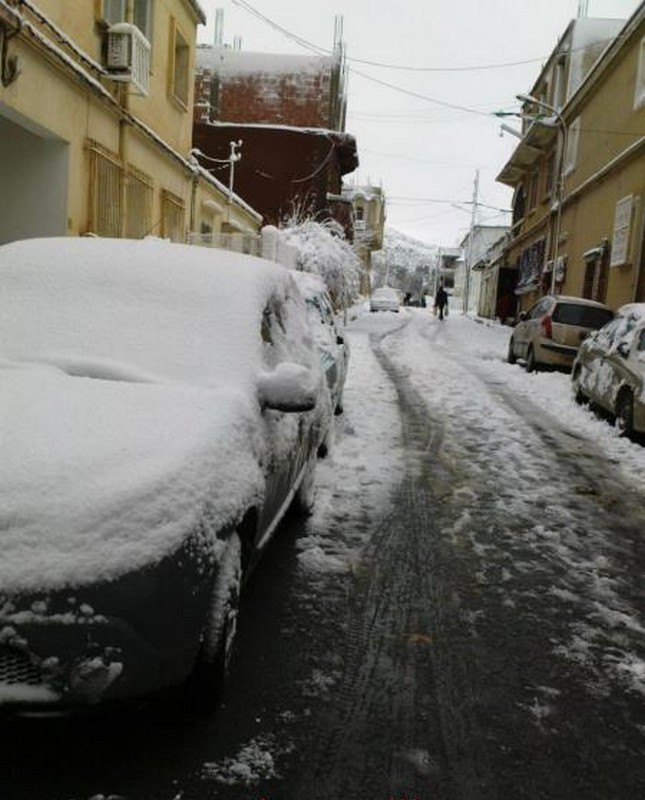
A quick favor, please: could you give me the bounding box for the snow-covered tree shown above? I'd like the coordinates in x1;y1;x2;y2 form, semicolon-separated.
280;218;364;309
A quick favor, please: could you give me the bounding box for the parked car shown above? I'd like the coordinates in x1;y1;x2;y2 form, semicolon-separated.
0;236;329;715
292;271;349;416
507;294;614;372
370;286;400;313
572;303;645;437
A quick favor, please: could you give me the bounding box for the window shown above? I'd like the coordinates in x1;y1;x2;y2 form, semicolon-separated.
512;185;525;226
125;166;153;239
544;153;556;198
87;140;123;237
564;117;581;175
635;36;645;110
103;0;152;40
527;168;539;210
552;303;613;328
553;56;567;110
170;19;190;107
610;195;634;267
582;252;608;303
161;190;185;242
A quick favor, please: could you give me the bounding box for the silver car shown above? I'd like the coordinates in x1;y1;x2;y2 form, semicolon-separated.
370;287;400;313
572;303;645;438
508;294;614;372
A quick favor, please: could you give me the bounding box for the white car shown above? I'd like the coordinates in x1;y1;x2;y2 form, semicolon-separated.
370;286;400;313
0;236;329;715
572;303;645;438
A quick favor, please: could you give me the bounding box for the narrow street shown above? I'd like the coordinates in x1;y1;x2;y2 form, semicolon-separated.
3;309;645;800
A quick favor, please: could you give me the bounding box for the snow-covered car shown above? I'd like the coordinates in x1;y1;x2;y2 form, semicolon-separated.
0;237;329;715
292;271;349;416
370;286;400;313
572;303;645;438
507;294;614;372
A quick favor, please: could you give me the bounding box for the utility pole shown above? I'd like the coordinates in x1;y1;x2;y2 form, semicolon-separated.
463;169;479;314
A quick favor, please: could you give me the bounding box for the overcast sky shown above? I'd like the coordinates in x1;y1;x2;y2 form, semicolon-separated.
197;0;642;247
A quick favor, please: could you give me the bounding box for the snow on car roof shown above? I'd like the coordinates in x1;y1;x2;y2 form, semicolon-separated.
617;303;645;321
0;237;315;592
0;236;298;387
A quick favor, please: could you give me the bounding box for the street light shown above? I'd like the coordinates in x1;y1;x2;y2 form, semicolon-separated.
228;139;243;204
516;93;567;294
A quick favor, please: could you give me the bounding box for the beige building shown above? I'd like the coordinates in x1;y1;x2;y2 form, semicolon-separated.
497;12;645;312
342;184;386;294
0;0;260;246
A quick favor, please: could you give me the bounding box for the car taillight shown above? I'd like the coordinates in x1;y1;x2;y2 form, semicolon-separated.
540;315;552;338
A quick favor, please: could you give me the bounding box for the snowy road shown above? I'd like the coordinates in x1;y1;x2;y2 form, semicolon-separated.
4;308;645;800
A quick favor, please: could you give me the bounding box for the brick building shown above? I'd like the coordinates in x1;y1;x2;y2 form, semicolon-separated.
194;47;347;130
192;39;357;230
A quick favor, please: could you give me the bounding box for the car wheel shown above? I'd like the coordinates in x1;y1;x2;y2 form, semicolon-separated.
616;390;635;438
507;338;517;365
572;367;587;405
334;392;344;416
525;346;538;373
186;533;242;714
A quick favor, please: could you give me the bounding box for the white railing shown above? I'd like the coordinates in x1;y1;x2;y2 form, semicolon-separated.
187;231;262;256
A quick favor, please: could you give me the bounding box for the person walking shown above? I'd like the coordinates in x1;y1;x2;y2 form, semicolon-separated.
434;285;449;320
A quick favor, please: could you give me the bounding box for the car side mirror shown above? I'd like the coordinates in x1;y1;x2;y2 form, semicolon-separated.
518;311;528;322
257;362;318;412
617;341;630;358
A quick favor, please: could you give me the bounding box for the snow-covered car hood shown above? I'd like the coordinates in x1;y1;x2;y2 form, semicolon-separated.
0;369;264;593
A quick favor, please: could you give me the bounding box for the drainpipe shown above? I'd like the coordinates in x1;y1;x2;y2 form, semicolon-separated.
116;1;134;238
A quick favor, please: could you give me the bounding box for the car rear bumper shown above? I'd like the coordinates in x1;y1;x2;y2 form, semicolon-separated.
538;341;578;365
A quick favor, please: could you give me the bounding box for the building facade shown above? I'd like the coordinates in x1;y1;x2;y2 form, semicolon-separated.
342;184;386;293
0;0;260;246
194;46;347;131
496;15;636;311
457;224;510;314
191;28;357;238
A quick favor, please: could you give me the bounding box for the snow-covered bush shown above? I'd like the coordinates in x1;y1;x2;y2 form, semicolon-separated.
280;218;364;310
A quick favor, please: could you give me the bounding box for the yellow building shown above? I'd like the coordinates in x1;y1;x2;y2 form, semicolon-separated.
0;0;260;245
342;184;386;295
497;10;645;312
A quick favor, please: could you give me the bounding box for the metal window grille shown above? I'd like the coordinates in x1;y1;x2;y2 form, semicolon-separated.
87;141;123;237
125;166;153;239
161;190;185;242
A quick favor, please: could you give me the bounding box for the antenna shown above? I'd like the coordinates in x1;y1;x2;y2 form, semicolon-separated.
577;0;589;18
333;15;344;54
214;8;224;46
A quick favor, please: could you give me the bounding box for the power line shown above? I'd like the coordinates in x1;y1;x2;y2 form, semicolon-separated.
229;0;513;118
230;0;614;74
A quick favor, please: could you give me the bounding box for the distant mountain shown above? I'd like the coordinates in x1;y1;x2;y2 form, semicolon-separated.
371;228;438;298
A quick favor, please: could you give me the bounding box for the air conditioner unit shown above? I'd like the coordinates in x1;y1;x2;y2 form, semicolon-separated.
105;23;150;96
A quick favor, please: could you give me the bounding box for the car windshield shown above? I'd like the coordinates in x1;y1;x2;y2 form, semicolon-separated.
552;303;614;328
